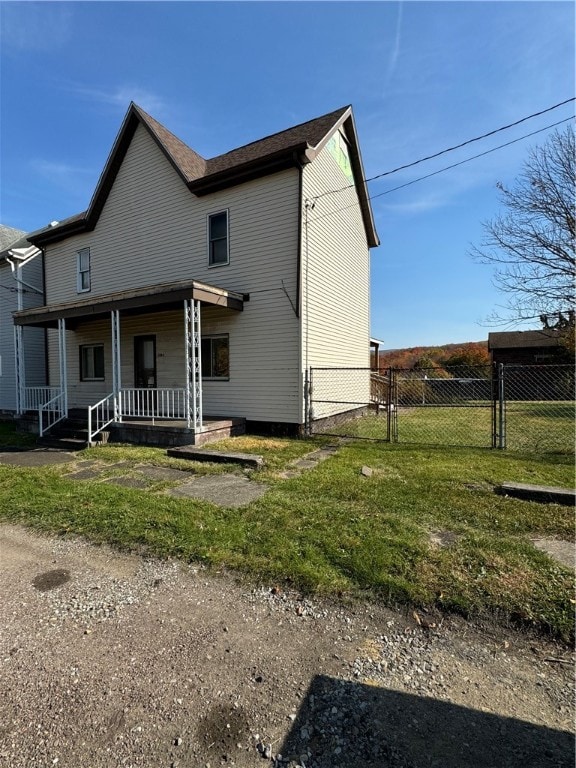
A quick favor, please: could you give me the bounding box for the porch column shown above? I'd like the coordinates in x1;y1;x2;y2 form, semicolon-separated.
14;263;25;414
14;326;25;415
184;299;203;431
58;318;68;417
111;310;122;420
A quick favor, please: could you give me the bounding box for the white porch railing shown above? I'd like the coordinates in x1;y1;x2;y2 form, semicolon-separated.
119;388;187;421
370;373;389;405
39;391;66;437
87;393;115;446
24;386;61;411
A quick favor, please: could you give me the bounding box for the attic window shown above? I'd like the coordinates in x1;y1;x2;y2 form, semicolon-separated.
208;211;229;266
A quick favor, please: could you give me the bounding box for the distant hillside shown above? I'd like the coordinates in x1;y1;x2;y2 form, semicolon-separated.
377;341;490;370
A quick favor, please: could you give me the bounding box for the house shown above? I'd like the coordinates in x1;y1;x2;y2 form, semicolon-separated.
488;330;572;402
0;226;46;415
488;330;568;365
13;103;379;445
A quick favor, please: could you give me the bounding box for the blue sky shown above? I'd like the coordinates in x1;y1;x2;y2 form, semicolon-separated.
1;1;574;348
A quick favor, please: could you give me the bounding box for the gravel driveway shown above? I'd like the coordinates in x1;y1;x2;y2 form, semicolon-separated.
0;524;573;768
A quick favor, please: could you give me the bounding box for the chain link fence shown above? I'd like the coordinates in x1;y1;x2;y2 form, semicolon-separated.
308;364;574;454
501;364;575;453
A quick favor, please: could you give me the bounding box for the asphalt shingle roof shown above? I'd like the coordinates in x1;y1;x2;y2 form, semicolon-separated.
28;104;378;248
0;225;26;252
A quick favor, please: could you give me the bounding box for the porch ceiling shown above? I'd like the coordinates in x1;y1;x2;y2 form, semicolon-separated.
13;279;246;328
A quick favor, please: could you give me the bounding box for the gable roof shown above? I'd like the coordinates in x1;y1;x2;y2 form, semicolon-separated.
28;104;379;248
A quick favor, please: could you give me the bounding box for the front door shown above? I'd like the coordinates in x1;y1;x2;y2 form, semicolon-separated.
134;335;157;388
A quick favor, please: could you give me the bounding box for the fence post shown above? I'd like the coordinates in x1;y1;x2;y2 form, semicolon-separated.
386;367;393;442
304;368;312;437
498;363;506;450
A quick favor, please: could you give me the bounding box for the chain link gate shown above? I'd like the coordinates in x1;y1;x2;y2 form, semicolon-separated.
498;363;574;453
308;364;574;453
390;364;495;448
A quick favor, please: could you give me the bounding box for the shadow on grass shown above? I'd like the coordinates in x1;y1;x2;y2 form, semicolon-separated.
279;674;573;768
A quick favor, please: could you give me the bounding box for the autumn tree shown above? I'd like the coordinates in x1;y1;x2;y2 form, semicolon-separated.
443;343;490;369
472;125;575;329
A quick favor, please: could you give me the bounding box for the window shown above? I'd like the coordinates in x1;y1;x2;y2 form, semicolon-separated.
208;211;229;266
201;335;229;379
80;344;105;381
77;248;91;292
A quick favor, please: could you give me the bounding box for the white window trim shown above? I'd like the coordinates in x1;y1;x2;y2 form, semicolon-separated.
80;343;105;381
77;247;91;293
207;210;230;268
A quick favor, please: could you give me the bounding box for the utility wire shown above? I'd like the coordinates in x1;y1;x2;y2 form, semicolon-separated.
308;116;574;226
311;97;575;202
370;117;574;201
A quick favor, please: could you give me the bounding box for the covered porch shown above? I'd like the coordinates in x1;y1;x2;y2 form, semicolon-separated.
13;279;247;447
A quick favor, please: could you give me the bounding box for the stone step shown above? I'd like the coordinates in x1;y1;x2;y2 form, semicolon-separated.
496;482;575;506
167;446;263;468
37;436;88;451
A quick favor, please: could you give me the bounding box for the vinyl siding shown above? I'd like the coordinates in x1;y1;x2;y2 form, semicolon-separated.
301;129;371;417
43;125;302;423
52;307;301;420
0;258;45;411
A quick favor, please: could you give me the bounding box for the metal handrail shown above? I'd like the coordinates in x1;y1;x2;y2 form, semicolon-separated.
87;393;115;446
39;391;65;437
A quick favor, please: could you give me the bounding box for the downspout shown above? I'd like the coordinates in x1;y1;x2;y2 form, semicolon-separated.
40;248;49;386
293;151;306;432
294;151;304;320
8;247;48;388
6;258;44;302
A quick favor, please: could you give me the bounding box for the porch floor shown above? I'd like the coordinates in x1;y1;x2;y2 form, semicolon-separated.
108;415;246;447
117;416;244;432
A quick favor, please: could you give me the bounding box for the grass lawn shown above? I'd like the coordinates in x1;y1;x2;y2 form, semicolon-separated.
327;401;575;453
0;424;573;641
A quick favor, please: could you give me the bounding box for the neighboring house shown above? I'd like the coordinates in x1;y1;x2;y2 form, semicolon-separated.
489;329;572;402
0;226;45;414
14;103;379;444
488;330;567;365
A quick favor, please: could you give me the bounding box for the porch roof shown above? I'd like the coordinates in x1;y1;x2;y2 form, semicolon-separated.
13;279;246;328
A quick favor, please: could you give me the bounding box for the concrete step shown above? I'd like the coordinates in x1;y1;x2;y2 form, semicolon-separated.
37;436;88;451
496;482;575;506
167;446;263;468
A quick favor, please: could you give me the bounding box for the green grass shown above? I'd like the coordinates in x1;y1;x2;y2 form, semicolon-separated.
0;421;38;449
328;401;575;453
0;426;574;641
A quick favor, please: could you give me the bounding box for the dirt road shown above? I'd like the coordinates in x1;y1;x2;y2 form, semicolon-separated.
0;524;573;767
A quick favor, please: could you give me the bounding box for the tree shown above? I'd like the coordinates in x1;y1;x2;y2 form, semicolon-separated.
443;343;490;369
472;126;575;328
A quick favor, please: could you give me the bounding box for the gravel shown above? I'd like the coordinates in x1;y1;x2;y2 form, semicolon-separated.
1;524;573;768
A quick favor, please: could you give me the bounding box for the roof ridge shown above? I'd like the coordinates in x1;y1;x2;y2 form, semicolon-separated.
209;105;351;162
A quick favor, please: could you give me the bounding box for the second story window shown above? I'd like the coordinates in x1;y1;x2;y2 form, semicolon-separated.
208;211;229;266
77;247;91;292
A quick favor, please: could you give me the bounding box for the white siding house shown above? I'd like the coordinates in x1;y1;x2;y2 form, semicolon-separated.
0;227;46;414
14;104;378;444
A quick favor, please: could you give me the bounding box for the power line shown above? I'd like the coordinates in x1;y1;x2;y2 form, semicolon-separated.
308;116;574;226
311;97;575;202
370;117;574;201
